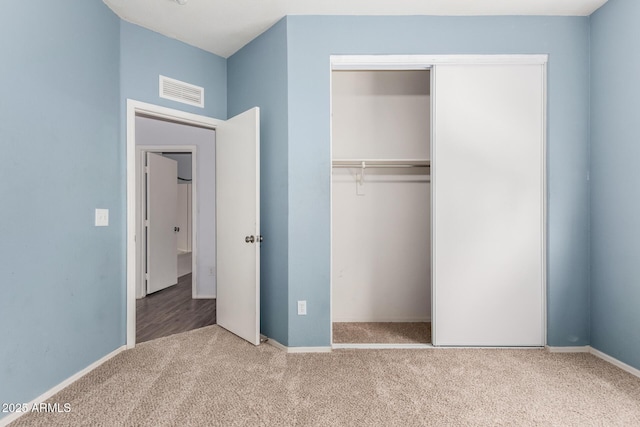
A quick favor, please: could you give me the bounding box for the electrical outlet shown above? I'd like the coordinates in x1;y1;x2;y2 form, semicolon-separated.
208;267;215;276
297;300;307;316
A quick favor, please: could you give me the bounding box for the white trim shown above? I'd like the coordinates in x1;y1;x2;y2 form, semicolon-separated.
546;345;591;353
127;99;223;348
545;346;640;379
331;54;549;70
590;347;640;379
265;337;332;353
265;337;287;352
541;63;549;348
0;346;125;427
328;61;335;348
430;67;437;346
333;343;434;350
135;149;146;299
328;60;334;348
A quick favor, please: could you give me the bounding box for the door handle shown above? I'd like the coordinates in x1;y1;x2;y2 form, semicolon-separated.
245;235;255;243
258;235;264;242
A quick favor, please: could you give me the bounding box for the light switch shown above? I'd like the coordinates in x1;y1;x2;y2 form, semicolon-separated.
95;208;109;227
297;300;307;316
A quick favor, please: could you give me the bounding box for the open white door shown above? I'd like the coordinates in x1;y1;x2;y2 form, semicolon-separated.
432;63;545;346
216;108;260;345
146;152;179;294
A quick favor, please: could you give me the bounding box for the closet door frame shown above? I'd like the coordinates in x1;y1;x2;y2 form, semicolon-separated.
329;55;548;348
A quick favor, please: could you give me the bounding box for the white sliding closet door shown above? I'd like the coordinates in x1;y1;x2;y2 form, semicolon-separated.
432;63;545;346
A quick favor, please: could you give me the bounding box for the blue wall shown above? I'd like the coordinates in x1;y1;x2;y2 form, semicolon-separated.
285;16;591;347
228;19;290;345
120;20;227;119
0;0;121;412
590;0;640;369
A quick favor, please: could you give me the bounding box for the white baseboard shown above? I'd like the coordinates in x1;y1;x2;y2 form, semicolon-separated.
264;337;287;352
546;345;640;379
546;345;591;353
0;345;126;427
287;346;332;353
590;347;640;379
263;337;331;353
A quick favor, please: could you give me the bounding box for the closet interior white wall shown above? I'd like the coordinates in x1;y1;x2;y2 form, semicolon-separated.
331;68;432;347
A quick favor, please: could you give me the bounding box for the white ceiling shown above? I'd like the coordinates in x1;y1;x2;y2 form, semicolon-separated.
103;0;608;58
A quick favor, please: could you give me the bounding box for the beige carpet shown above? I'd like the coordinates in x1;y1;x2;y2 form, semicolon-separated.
9;326;640;427
333;322;431;344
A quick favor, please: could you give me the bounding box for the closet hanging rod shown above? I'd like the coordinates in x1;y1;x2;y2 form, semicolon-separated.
332;159;430;168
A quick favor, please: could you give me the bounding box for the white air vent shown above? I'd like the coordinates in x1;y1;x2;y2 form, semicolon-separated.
159;75;204;108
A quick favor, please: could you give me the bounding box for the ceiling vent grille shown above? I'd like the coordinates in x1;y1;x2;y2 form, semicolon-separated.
159;75;204;108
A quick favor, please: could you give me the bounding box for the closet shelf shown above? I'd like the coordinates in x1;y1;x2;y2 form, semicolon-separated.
332;159;430;168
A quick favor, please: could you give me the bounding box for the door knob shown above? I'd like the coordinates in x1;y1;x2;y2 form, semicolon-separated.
174;226;180;232
258;235;264;242
245;235;255;243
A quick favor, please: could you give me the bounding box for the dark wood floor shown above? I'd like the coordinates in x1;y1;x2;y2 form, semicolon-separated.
136;274;216;343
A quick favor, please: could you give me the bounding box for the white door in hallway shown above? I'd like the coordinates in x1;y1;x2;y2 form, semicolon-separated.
216;107;261;346
432;63;545;346
146;152;178;294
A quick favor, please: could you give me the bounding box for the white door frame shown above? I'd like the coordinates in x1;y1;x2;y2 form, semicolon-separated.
328;55;548;348
126;99;224;348
136;145;197;300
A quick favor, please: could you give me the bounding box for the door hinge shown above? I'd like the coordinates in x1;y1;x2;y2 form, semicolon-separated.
145;273;149;280
145;166;149;174
145;220;149;227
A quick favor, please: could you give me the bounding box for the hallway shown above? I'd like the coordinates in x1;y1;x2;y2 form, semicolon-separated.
136;274;216;343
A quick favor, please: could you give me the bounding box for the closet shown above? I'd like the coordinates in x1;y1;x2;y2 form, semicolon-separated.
330;57;546;348
331;70;432;345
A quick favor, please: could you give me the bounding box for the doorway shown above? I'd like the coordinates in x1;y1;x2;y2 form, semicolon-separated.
135;119;217;343
330;69;432;347
126;100;261;349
